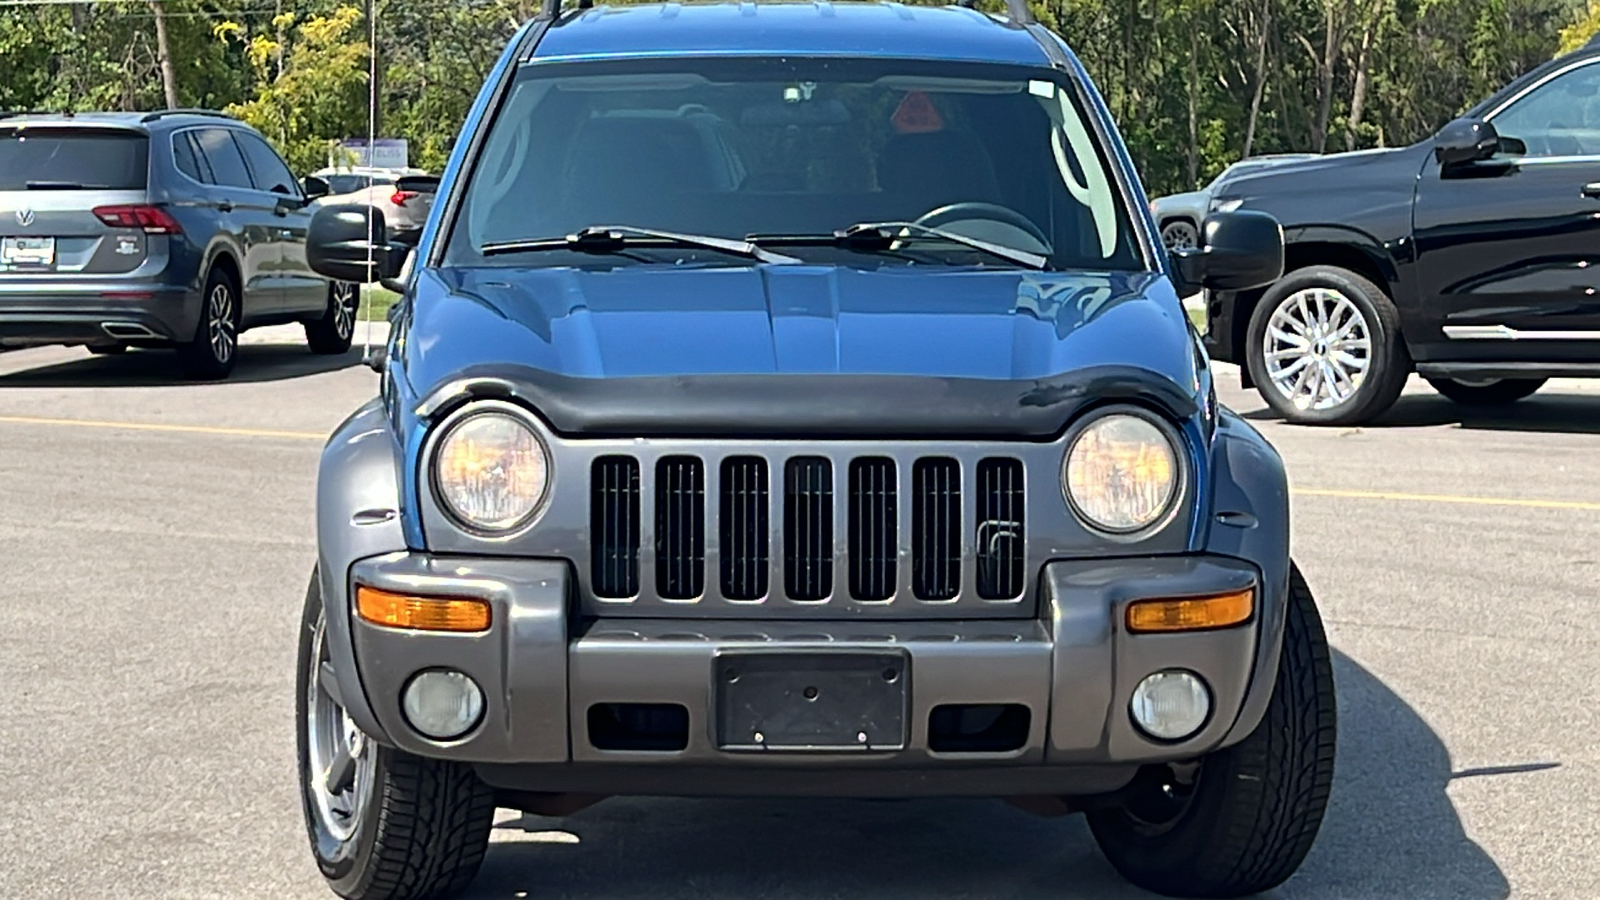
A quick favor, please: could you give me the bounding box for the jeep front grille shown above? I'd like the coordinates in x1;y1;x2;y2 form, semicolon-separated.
783;456;834;601
654;455;705;600
590;456;640;599
719;456;769;601
584;451;1032;612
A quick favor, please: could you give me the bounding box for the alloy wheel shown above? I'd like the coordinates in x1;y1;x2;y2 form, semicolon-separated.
207;283;237;365
305;617;376;845
1262;287;1372;411
332;282;358;341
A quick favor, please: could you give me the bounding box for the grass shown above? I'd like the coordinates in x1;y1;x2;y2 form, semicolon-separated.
358;285;399;322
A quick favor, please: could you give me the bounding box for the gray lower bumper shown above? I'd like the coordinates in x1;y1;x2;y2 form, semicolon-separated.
340;553;1267;797
0;282;195;345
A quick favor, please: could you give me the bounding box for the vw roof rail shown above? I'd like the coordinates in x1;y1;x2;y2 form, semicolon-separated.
139;108;237;124
537;0;1035;23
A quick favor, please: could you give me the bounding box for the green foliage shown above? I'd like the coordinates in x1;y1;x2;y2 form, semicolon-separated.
0;0;1581;193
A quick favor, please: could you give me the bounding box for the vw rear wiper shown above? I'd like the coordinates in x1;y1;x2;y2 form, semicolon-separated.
749;221;1049;270
482;225;800;265
25;180;105;190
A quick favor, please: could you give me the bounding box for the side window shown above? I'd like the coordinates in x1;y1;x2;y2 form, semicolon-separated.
235;132;299;196
172;131;206;182
194;128;254;189
1491;61;1600;158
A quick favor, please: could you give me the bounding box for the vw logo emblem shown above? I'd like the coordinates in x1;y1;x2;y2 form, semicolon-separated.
15;209;34;227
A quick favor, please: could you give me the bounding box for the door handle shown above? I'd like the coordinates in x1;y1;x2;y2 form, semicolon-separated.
279;229;294;239
217;200;233;213
1583;182;1600;199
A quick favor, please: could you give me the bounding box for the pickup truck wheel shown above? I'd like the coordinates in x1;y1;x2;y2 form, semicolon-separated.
1245;265;1409;426
306;281;360;355
1087;564;1336;898
1425;376;1546;406
297;572;496;900
1160;219;1198;251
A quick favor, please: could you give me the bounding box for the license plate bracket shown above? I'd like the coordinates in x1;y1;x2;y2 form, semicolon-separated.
1;236;56;268
714;650;909;752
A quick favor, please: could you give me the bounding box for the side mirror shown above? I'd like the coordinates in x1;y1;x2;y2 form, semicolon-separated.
307;204;403;284
1172;210;1284;294
1434;118;1500;167
301;175;331;201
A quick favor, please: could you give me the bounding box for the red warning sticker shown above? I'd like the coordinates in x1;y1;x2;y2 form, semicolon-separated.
891;91;944;134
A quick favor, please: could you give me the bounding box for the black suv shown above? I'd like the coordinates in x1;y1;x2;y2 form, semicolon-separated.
1201;35;1600;424
0;110;359;379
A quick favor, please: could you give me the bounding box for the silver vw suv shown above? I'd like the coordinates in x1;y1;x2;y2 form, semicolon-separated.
0;109;359;378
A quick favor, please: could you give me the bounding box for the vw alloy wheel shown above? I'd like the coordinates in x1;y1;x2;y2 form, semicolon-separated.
1262;287;1372;412
207;282;237;366
332;282;358;342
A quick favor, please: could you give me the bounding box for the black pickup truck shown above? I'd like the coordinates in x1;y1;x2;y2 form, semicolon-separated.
1202;35;1600;425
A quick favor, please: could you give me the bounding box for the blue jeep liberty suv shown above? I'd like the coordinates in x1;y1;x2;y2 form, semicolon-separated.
297;2;1332;898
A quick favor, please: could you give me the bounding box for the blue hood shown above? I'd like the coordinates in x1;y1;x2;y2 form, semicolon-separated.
402;264;1199;396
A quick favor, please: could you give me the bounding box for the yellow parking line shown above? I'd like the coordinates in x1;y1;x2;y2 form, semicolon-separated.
1294;487;1600;512
0;414;324;441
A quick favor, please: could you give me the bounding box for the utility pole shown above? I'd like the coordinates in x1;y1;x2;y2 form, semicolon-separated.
149;0;179;109
367;0;382;138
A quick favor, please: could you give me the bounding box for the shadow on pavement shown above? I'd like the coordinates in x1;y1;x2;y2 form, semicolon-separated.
461;652;1508;899
1242;391;1600;436
0;344;362;387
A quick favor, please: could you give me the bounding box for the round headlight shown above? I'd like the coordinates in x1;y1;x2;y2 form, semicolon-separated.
1063;413;1179;533
433;409;549;532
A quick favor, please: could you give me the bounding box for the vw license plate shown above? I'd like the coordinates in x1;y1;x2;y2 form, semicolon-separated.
1;237;55;268
715;651;909;752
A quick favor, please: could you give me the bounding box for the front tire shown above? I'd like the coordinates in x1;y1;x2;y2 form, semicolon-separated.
297;571;496;900
1161;219;1199;252
1425;376;1545;406
1088;564;1336;898
1245;265;1409;426
306;281;360;355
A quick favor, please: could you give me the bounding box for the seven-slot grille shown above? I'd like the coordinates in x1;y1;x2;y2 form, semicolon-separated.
588;454;1027;604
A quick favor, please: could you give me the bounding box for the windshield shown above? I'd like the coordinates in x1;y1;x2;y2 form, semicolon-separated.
444;57;1143;271
0;129;148;191
325;173;395;194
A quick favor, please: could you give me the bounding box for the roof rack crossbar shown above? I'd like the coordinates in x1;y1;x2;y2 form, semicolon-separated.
139;108;237;124
535;0;1035;22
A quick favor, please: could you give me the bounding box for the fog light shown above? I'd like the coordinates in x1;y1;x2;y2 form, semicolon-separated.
401;670;484;741
1130;670;1211;741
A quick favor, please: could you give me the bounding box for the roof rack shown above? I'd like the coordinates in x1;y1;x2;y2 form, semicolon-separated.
139;108;237;124
536;0;1035;25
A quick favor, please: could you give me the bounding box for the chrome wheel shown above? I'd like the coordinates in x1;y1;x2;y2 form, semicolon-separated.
1263;287;1371;411
331;282;358;341
1161;220;1198;252
305;617;375;845
206;282;237;365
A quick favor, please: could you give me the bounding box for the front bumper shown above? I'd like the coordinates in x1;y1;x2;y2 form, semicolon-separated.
340;552;1267;798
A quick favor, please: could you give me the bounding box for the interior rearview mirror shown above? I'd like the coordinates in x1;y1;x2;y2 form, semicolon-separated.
307;204;403;285
1171;210;1284;296
1434;118;1500;167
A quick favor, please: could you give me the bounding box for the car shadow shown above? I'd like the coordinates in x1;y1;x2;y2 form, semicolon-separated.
0;344;364;387
460;651;1509;899
1240;391;1600;436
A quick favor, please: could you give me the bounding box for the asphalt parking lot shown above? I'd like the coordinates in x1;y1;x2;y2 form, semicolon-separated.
0;324;1595;900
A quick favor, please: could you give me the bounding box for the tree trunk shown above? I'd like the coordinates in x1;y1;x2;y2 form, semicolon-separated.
1346;21;1375;150
1186;25;1199;187
1242;0;1271;158
148;0;179;110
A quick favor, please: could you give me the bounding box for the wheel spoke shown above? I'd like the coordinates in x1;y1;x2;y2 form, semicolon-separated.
1267;327;1310;349
324;747;357;795
1331;350;1368;370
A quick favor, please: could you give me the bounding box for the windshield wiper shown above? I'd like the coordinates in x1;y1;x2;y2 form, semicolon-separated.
25;180;106;190
482;225;800;265
749;221;1049;270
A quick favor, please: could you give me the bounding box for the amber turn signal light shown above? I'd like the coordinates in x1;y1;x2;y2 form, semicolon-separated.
1125;588;1253;634
356;586;492;633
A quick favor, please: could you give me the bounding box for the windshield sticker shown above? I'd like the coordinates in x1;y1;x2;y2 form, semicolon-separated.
891;91;944;134
1028;79;1054;98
